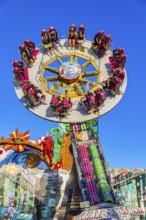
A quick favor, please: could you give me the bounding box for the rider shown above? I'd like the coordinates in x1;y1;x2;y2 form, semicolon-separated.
102;34;112;51
113;70;125;82
13;60;24;68
27;84;38;106
103;75;122;95
24;39;38;57
109;48;126;71
77;25;85;43
58;105;66;121
113;75;123;93
57;97;72;120
113;47;124;59
68;97;73;109
21;81;31;97
49;26;62;48
82;92;95;112
13;60;25;82
116;53;127;68
91;30;105;56
94;88;106;107
68;24;77;50
103;76;116;95
24;39;35;52
41;29;52;54
13;66;25;82
19;44;35;67
35;87;47;105
50;95;59;112
88;92;96;111
61;97;70;114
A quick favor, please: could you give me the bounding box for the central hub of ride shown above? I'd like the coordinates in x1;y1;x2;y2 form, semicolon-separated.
59;61;81;83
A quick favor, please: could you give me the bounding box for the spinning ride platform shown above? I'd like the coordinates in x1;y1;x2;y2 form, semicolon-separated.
14;38;127;123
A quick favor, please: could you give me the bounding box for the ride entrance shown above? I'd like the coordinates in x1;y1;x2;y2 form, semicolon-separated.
0;25;144;219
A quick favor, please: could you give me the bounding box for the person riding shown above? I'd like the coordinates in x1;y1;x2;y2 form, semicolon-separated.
41;29;52;54
19;44;35;67
91;30;105;56
88;92;96;111
116;53;127;68
61;97;71;114
27;84;37;101
94;88;106;107
13;60;29;82
103;74;123;95
113;76;123;93
68;97;73;109
95;34;112;58
58;105;66;120
24;39;39;57
113;47;124;59
21;81;31;97
13;66;25;82
50;95;59;112
13;60;25;79
49;26;62;48
92;30;104;49
68;24;77;50
77;24;85;43
13;60;24;68
35;87;47;104
102;34;112;51
103;76;116;95
109;48;126;71
82;92;95;112
24;39;35;52
113;70;125;82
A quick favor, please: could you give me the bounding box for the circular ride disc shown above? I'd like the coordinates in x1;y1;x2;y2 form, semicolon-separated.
26;152;41;168
14;38;127;123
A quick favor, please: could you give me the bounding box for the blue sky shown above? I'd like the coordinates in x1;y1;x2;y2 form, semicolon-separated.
0;0;146;169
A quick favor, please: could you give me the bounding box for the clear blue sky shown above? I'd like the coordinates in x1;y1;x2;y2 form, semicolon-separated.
0;0;146;169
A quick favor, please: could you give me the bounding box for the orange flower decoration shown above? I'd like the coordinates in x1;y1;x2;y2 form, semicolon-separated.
3;128;30;152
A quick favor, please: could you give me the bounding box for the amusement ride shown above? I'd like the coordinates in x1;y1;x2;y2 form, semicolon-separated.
0;24;144;220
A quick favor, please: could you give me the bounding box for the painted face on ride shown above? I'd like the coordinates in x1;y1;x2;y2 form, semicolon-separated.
59;61;81;82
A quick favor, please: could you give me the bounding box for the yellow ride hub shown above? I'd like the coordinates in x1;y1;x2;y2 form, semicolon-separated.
39;52;102;99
